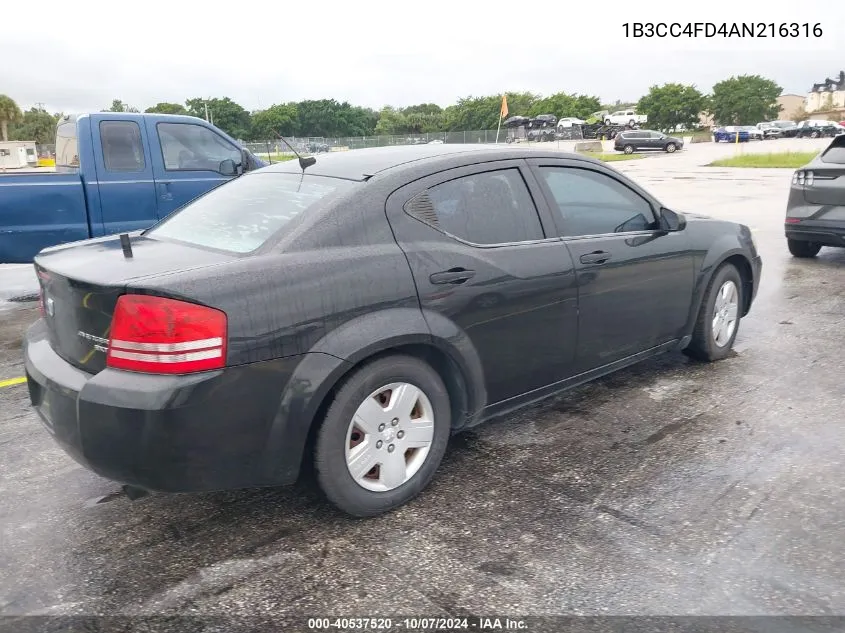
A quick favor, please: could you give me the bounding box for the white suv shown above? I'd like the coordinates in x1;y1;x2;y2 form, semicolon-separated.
604;110;648;126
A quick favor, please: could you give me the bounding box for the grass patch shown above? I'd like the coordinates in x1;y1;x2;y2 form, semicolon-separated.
257;153;297;163
708;151;818;168
579;152;645;162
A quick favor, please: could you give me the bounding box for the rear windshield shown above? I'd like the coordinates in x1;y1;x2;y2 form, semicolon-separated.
821;139;845;164
147;172;354;253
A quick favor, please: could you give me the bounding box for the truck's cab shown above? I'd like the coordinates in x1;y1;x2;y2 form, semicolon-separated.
1;112;265;263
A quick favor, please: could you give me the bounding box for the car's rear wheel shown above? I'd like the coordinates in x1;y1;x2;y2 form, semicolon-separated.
314;355;450;517
623;144;634;154
665;143;676;153
684;263;743;362
787;238;821;258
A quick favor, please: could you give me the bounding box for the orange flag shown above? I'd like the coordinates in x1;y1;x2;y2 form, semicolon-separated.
500;94;509;118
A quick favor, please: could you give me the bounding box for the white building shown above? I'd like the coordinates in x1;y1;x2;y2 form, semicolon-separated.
0;141;37;169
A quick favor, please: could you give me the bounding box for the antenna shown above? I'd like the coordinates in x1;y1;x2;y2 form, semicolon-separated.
273;131;316;172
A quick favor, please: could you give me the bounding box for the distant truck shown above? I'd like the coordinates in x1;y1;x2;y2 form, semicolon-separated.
0;112;266;263
603;110;648;126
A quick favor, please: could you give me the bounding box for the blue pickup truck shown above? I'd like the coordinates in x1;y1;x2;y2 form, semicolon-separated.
0;112;266;263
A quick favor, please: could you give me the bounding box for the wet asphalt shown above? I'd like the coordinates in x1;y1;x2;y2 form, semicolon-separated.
0;138;843;627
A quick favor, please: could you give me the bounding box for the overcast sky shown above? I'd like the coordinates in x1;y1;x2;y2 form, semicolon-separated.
2;0;843;114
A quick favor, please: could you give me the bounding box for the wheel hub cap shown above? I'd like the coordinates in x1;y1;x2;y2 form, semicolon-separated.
345;382;435;492
712;280;739;347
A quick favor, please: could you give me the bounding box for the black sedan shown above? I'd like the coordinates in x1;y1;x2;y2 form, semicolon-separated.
785;135;845;257
23;145;762;517
614;130;684;154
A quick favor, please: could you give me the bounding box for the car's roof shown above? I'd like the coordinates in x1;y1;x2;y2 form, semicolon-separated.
259;144;590;181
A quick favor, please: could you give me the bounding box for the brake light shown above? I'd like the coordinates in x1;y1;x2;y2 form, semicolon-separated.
793;170;815;186
106;295;227;374
785;217;801;224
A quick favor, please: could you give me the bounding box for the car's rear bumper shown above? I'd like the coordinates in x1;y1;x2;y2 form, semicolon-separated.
23;319;307;493
785;220;845;248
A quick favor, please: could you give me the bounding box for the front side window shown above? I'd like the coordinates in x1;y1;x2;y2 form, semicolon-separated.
157;122;241;173
100;121;145;172
147;173;354;253
539;167;655;237
406;168;544;245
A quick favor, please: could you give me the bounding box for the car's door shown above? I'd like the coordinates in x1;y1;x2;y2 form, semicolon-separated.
146;119;244;219
91;119;159;235
646;131;665;149
386;160;580;406
527;158;695;372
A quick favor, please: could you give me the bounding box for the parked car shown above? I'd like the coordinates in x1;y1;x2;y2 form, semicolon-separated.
557;117;586;128
785;135;845;257
0;113;265;264
614;130;684;154
713;127;750;143
23;144;762;517
770;121;799;137
740;126;765;141
604;110;648;126
756;122;783;139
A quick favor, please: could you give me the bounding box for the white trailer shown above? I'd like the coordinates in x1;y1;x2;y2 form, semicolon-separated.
0;141;37;169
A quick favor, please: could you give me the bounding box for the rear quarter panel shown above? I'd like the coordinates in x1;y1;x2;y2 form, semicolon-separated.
0;173;89;263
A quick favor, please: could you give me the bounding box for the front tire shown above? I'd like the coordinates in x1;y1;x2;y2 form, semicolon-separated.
314;355;451;517
684;263;743;362
787;238;821;258
665;143;677;153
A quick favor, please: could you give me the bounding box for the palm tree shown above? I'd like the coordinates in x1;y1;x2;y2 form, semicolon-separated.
0;94;23;142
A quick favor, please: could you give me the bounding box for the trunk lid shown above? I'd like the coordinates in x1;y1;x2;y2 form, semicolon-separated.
35;233;234;373
805;137;845;206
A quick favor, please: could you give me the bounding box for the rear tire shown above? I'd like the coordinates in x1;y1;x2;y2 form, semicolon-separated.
684;263;743;362
623;144;634;154
314;355;451;517
787;238;821;258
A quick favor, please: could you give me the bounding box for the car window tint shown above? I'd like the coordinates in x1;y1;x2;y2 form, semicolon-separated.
157;122;241;173
147;173;355;253
539;167;655;237
100;121;145;172
412;168;544;245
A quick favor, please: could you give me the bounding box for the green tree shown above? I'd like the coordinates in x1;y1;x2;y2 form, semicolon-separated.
0;94;23;142
185;97;252;139
294;99;377;137
374;106;408;135
529;93;602;119
250;103;298;139
105;99;139;113
710;75;782;125
8;107;59;144
145;102;187;115
637;83;708;132
445;92;538;131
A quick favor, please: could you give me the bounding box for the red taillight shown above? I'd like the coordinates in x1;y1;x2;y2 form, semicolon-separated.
106;295;227;374
785;217;802;224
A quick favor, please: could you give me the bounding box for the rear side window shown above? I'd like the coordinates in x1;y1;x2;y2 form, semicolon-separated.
56;120;79;168
147;173;354;253
405;168;544;245
100;121;145;172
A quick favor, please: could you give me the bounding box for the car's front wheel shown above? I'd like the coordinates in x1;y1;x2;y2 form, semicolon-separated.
665;143;677;153
314;355;451;517
787;238;821;258
684;263;743;362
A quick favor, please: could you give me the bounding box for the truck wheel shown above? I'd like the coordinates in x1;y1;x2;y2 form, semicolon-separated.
684;263;743;362
314;355;451;517
787;239;821;258
629;119;636;126
623;144;634;154
604;119;611;126
665;143;677;153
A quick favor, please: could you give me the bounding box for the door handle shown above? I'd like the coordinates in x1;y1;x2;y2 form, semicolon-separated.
580;251;612;265
430;268;476;285
158;181;173;201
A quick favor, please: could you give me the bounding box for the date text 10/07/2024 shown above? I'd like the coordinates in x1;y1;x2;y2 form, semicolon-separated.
622;22;822;38
307;617;529;630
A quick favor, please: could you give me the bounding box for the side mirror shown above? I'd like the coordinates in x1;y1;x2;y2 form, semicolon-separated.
659;207;687;232
218;158;237;176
